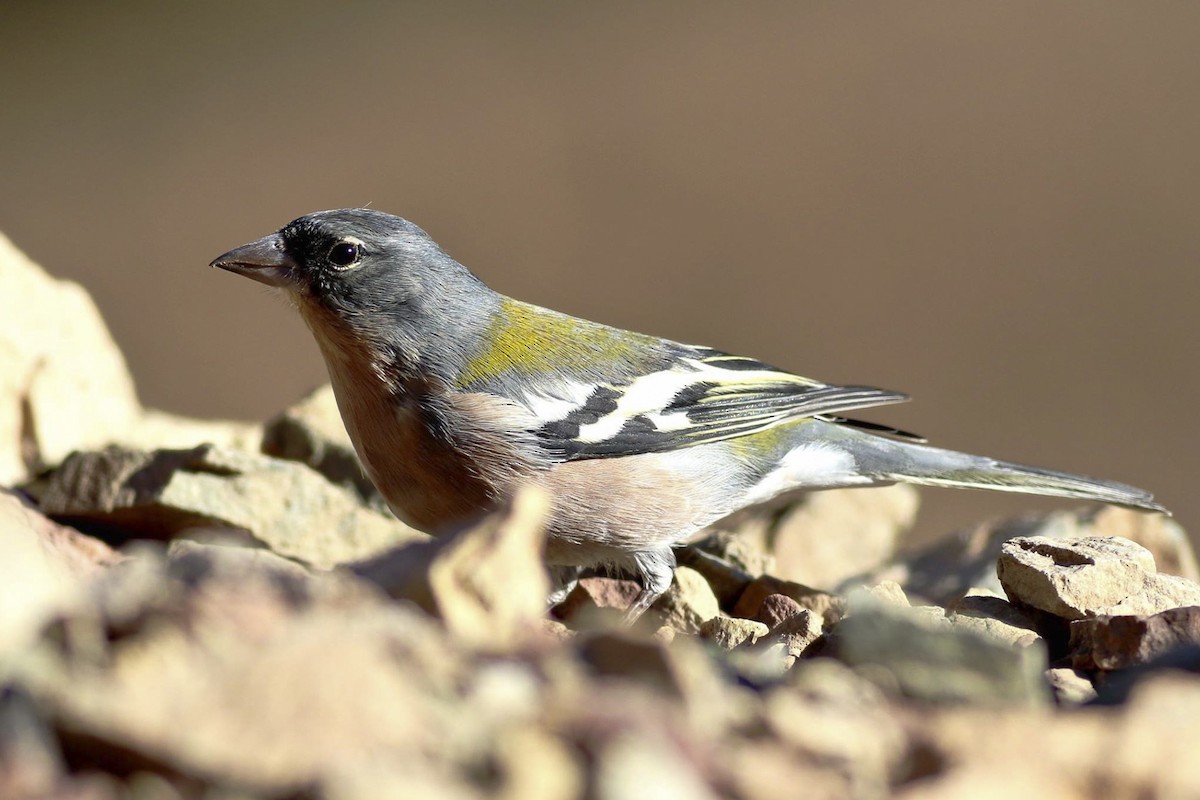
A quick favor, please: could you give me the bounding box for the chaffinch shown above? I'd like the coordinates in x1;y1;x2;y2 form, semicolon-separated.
212;209;1166;620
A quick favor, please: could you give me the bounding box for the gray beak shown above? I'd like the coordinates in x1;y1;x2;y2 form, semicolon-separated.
210;233;297;288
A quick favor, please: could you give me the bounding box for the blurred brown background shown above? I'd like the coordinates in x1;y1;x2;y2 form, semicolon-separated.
1;2;1195;542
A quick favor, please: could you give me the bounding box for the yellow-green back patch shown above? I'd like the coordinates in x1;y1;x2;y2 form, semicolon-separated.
456;298;661;387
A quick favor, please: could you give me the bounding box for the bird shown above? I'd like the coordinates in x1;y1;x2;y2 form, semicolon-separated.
212;208;1167;621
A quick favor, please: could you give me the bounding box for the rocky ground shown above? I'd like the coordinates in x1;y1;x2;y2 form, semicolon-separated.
3;231;1199;800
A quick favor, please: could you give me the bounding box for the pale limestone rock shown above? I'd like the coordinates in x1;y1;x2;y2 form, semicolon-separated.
354;486;551;649
768;485;919;590
37;444;425;569
261;383;380;503
1044;667;1097;705
893;505;1191;605
699;616;769;650
947;593;1042;649
0;490;115;653
426;486;552;648
0;232;140;484
832;596;1049;706
650;566;721;634
120;408;261;453
998;535;1200;620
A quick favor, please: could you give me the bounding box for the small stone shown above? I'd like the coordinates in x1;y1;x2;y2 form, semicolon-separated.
575;632;680;693
998;535;1200;621
1069;606;1200;672
754;593;804;629
491;726;584;800
689;524;776;578
771;608;824;664
732;575;844;628
865;580;910;607
1045;667;1097;705
699;616;769;650
538;618;575;642
653;626;677;645
674;547;754;609
650;566;720;634
725;741;847;800
1;489;121;577
553;576;642;625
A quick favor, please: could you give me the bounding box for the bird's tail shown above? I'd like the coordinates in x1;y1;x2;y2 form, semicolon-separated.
814;422;1167;514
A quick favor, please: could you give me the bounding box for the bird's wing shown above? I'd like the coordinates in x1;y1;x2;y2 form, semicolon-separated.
520;348;911;461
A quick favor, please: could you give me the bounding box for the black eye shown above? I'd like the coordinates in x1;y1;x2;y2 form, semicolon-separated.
327;241;361;268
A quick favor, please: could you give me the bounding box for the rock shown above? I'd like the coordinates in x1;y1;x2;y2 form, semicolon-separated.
576;632;697;700
46;540;384;667
552;576;642;626
653;626;677;645
650;566;720;634
724;741;848;800
320;764;486;800
424;487;551;648
1086;506;1198;582
863;579;910;607
946;593;1042;649
770;608;824;665
538;619;575;642
489;726;583;800
1045;667;1097;705
35;444;425;569
166;539;385;616
766;485;919;590
1099;672;1200;796
905;671;1200;798
594;733;720;800
998;536;1200;621
829;598;1049;706
2;489;122;577
689;524;776;578
732;575;844;628
1069;606;1200;672
894;506;1195;605
0;685;64;799
763;661;907;799
118;407;261;454
699;616;769;650
675;547;755;609
261;384;381;505
27;605;462;795
354;486;551;649
753;593;805;629
0;490;120;654
0;233;140;485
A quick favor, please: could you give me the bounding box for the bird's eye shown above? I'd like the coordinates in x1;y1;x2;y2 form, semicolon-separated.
327;241;361;268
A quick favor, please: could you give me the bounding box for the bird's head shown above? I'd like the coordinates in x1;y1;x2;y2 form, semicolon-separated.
211;209;498;381
210;209;465;316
